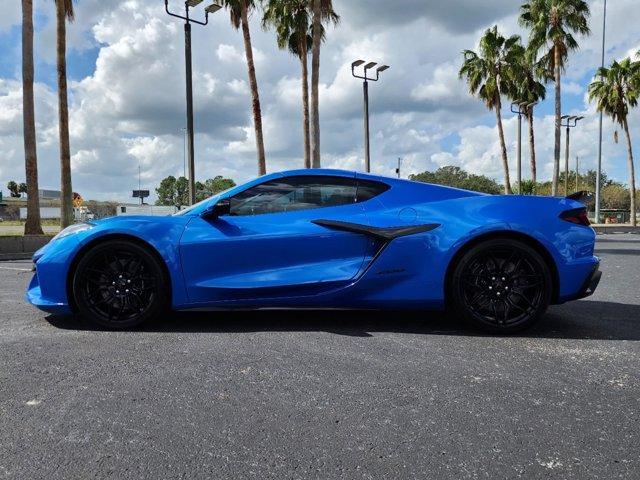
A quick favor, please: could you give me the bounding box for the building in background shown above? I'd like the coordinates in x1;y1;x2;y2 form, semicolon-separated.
116;204;177;216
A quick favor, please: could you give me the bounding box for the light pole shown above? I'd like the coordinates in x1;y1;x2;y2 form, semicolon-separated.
165;0;221;205
576;155;580;193
351;60;389;173
595;0;607;223
560;115;584;196
511;101;537;194
396;157;402;178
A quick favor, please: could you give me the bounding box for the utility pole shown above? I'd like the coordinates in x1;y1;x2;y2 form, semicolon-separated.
396;157;402;178
165;0;221;205
351;60;389;173
595;0;607;223
576;155;579;193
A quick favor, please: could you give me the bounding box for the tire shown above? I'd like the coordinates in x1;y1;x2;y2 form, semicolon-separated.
72;240;168;329
449;238;552;334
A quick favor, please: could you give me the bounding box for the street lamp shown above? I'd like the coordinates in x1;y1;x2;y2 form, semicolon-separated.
560;115;584;196
596;0;608;223
511;101;537;194
351;60;389;173
165;0;222;205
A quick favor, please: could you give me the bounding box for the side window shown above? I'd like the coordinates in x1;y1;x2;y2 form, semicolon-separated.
356;179;390;203
230;176;357;216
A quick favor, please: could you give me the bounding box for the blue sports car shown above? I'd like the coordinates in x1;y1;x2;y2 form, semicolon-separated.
26;169;600;333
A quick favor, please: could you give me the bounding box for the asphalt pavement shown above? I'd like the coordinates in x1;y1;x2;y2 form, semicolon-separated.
0;234;638;479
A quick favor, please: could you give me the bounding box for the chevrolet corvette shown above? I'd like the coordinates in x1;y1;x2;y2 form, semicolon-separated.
26;169;601;333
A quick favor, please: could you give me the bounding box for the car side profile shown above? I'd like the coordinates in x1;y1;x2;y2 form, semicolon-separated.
26;169;601;333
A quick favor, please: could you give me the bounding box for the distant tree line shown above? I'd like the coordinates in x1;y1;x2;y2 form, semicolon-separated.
410;166;636;211
410;166;503;195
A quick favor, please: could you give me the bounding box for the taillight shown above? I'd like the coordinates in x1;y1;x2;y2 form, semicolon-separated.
560;208;590;226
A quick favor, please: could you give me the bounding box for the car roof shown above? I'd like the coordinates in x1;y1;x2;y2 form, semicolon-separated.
276;169;396;183
182;169;402;216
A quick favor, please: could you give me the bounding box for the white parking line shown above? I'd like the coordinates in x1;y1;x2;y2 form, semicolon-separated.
0;266;32;272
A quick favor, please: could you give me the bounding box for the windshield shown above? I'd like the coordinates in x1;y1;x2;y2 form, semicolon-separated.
172;186;236;216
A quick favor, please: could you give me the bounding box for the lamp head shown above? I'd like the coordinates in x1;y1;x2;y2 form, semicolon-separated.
205;2;222;13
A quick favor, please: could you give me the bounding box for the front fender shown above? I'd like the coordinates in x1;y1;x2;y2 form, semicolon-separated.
30;216;191;312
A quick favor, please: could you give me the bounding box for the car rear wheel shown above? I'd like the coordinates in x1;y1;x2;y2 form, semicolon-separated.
72;240;167;329
450;238;552;333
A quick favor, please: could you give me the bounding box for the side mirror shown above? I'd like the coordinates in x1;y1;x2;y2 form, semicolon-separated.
202;198;231;219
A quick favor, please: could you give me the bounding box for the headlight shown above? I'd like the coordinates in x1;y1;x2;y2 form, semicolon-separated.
51;222;95;241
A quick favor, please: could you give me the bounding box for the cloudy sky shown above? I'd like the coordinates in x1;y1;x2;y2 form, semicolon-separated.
0;0;638;201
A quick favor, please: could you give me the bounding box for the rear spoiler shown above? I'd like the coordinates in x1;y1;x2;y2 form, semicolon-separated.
566;191;595;208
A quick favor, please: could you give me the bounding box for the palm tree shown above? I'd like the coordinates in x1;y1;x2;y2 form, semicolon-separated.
459;26;521;194
519;0;590;196
221;0;266;176
589;58;639;226
309;0;338;168
55;0;74;228
509;44;549;185
21;0;43;235
263;0;312;168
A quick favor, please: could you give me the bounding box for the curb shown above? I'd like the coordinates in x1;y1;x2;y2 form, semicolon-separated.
0;235;53;262
0;253;34;261
592;225;640;234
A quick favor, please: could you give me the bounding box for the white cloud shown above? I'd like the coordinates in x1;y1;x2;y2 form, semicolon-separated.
562;81;584;96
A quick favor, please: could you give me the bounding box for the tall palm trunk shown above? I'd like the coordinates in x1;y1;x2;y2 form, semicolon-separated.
310;0;322;168
22;0;43;235
240;4;266;176
299;37;311;169
56;0;73;228
527;110;537;185
622;118;637;226
552;42;562;196
495;96;512;194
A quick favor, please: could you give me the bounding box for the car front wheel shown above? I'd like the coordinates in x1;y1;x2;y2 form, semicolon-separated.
72;240;167;329
450;238;552;333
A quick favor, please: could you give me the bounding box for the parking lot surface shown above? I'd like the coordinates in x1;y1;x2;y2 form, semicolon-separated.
1;234;638;479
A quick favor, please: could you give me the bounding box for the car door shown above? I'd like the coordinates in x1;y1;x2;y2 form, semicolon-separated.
179;174;373;304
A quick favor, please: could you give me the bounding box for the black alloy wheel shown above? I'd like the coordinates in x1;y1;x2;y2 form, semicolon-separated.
72;240;167;329
450;238;552;333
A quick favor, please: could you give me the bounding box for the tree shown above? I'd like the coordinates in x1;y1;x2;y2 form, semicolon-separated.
220;0;267;176
7;181;21;198
54;0;75;228
156;176;189;208
18;183;28;196
520;0;590;196
309;0;339;168
197;176;236;201
409;166;503;194
22;0;43;234
509;43;549;185
156;176;236;207
263;0;312;168
589;58;639;226
459;26;521;194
